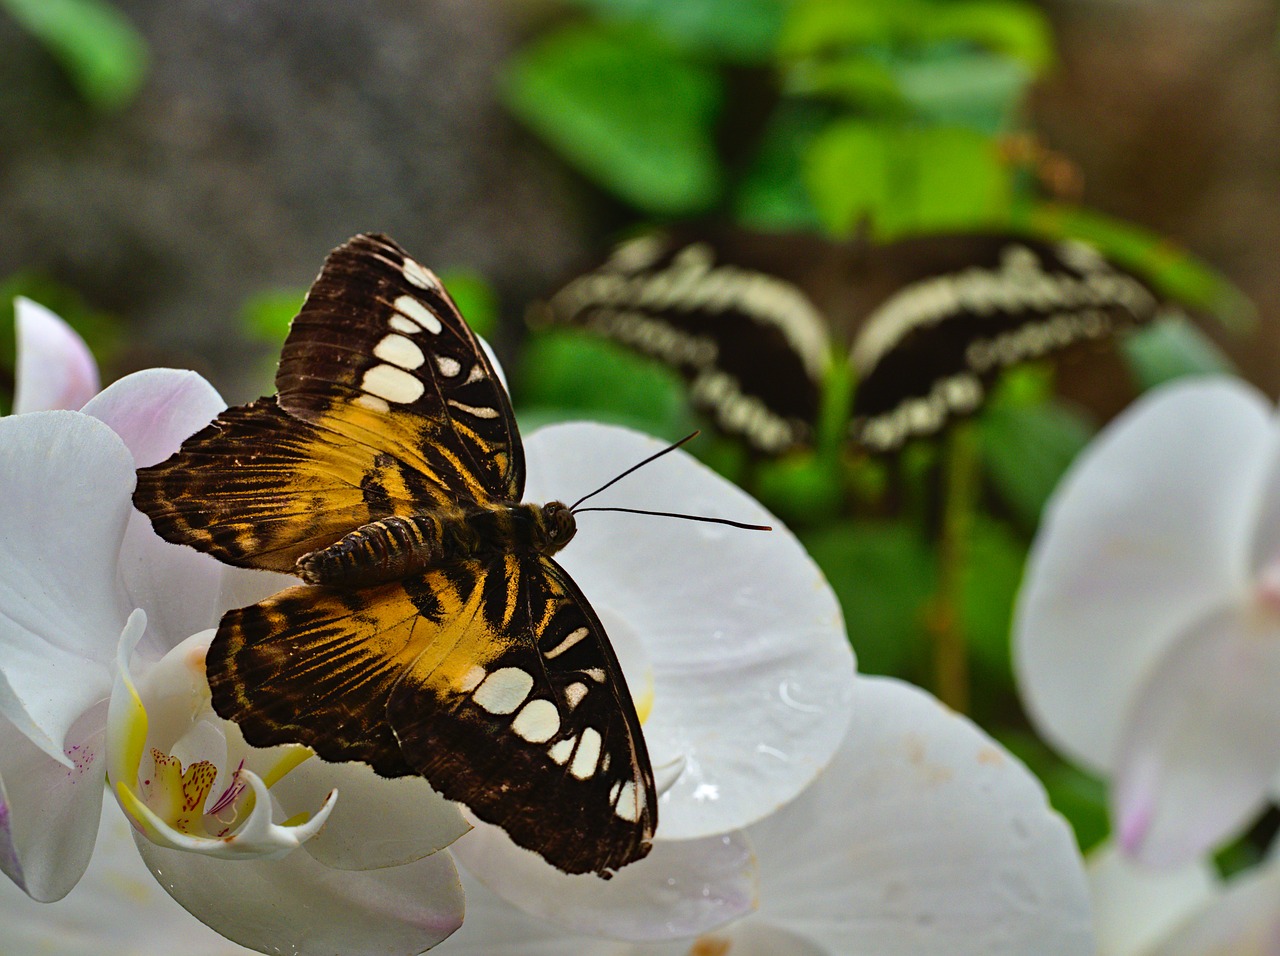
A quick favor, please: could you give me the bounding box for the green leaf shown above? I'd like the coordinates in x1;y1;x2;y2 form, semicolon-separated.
732;102;829;231
780;0;1052;73
515;330;694;440
241;289;306;346
437;269;498;341
917;1;1053;73
501;23;723;215
1015;202;1257;333
979;397;1094;527
959;515;1026;684
752;455;844;526
563;0;788;62
892;49;1031;135
1121;314;1237;391
801;520;934;677
782;54;905;110
2;0;148;111
804;120;1012;238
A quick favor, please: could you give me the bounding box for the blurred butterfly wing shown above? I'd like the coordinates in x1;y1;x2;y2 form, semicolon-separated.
542;233;832;455
210;554;656;876
135;233;522;572
849;235;1166;452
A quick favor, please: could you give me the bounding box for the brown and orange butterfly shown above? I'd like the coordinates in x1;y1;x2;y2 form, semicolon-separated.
134;233;656;876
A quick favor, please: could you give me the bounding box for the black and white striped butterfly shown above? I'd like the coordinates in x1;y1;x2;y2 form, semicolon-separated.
539;229;1176;454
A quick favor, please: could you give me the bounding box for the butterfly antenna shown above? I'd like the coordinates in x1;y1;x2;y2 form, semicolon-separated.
573;507;770;532
569;431;771;532
568;431;701;511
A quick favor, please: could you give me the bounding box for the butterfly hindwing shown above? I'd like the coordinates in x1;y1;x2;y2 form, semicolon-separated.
209;555;656;875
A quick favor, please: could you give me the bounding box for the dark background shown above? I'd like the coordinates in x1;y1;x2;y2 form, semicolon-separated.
2;0;1278;399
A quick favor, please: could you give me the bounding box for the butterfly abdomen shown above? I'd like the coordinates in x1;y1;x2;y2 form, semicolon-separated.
296;513;475;588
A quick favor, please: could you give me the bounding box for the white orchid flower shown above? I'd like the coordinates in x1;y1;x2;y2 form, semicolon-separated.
1017;376;1280;866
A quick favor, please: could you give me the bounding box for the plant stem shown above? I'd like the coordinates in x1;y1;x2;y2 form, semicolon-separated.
930;420;980;713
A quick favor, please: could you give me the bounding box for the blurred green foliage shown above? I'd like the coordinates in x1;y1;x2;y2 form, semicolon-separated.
498;0;1262;861
2;0;148;111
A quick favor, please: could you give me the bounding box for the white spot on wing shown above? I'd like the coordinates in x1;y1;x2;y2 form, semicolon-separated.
564;682;588;709
402;258;440;291
512;699;560;743
354;393;390;413
614;780;643;821
546;627;588;660
570;727;602;780
548;737;575;765
362;364;425;404
473;667;533;715
393;294;443;334
447;399;500;420
374;334;426;370
389;314;420;335
436;355;462;378
456;665;486;693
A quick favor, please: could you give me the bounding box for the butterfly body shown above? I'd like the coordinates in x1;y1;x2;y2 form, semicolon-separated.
135;234;656;877
294;500;577;589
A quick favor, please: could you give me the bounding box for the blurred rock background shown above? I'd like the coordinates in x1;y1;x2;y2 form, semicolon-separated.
1;0;1278;398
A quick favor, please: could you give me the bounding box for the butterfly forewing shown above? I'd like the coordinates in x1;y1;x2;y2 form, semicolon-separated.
134;233;657;876
276;233;523;502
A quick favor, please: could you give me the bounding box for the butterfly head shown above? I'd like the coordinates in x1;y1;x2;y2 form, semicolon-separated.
534;501;578;556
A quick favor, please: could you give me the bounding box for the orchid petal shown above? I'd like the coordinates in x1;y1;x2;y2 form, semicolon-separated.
0;708;105;902
1087;842;1217;956
270;758;470;871
451;818;756;942
0;411;133;760
1016;378;1272;773
12;297;99;414
108;623;335;858
0;792;256;954
524;422;854;840
747;676;1094;955
1147;857;1280;956
80;368;224;469
83;369;233;654
1113;599;1280;866
134;830;465;956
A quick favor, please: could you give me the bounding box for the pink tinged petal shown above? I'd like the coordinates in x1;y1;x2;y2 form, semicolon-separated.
1147;857;1280;956
134;831;465;956
1087;843;1218;956
1113;600;1280;867
0;793;256;955
0;411;134;759
748;676;1094;955
523;423;855;840
0;706;106;902
80;368;224;469
270;758;470;871
451;818;757;942
1016;378;1273;774
12;297;99;414
83;370;230;656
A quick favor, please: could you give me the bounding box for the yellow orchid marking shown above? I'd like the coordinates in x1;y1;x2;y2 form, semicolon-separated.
107;615;335;857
